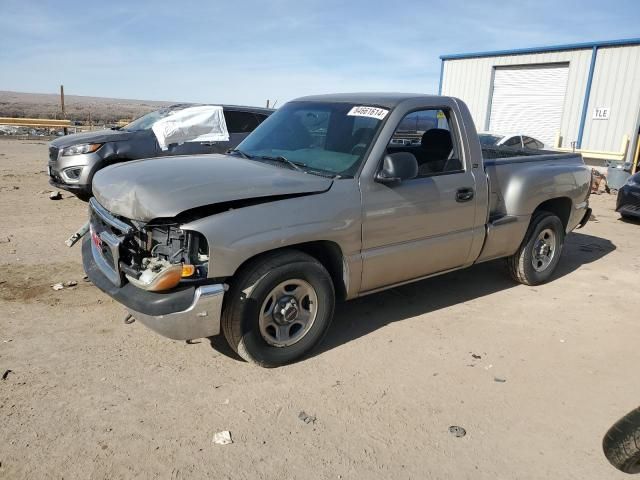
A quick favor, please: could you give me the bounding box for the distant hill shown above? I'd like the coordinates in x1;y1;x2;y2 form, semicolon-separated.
0;91;176;125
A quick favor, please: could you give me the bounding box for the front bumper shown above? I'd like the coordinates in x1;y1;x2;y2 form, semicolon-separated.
616;186;640;218
47;150;102;195
82;237;225;340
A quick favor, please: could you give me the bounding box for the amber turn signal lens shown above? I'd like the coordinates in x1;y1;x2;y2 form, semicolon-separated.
181;264;196;277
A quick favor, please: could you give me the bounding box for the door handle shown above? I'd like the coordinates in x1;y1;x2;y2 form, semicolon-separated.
456;188;474;202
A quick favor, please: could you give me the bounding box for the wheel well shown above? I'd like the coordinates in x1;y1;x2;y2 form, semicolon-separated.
534;197;572;230
233;241;348;301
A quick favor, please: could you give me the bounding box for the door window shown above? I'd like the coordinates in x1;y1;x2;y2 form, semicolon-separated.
503;136;522;148
388;109;462;177
523;136;542;149
224;111;261;134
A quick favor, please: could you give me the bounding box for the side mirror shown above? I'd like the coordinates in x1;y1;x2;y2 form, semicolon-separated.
375;152;418;185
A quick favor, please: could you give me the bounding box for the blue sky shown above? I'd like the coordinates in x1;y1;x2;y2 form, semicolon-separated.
1;0;638;107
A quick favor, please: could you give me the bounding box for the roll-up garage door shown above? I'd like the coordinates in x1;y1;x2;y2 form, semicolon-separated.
489;64;569;147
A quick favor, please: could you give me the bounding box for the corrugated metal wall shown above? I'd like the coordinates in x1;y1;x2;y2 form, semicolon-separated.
441;46;640;161
583;45;640;153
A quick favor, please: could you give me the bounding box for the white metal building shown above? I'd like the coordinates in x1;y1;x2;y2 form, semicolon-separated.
439;38;640;169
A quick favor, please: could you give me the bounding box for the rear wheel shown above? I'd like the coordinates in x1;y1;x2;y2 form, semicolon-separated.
221;250;335;367
603;407;640;474
507;211;565;285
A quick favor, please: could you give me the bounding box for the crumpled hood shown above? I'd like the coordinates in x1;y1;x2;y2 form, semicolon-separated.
92;154;333;221
50;128;136;148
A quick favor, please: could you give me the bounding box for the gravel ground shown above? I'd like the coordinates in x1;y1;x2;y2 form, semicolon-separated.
1;140;639;479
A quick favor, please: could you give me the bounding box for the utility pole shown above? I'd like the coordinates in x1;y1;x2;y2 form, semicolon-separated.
60;85;68;135
266;99;270;108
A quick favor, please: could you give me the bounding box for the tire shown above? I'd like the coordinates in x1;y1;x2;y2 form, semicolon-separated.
603;407;640;474
221;250;335;367
507;211;565;285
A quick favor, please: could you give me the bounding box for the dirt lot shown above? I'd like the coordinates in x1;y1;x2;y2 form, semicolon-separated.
0;139;639;479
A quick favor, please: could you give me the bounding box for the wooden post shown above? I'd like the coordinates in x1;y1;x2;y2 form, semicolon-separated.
60;85;68;135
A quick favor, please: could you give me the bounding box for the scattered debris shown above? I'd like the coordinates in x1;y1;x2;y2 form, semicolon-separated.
124;314;135;325
298;411;316;424
49;191;62;200
65;222;89;247
2;369;13;380
471;353;482;359
212;431;233;445
51;283;64;291
484;364;493;370
494;377;507;383
82;275;90;282
449;426;466;438
63;280;77;287
0;237;10;244
590;169;610;195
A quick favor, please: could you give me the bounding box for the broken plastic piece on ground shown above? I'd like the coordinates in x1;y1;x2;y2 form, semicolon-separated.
449;426;466;437
65;222;89;247
49;191;62;200
494;377;507;383
63;280;77;287
298;411;316;424
212;431;233;445
471;353;481;359
124;314;135;324
51;283;64;291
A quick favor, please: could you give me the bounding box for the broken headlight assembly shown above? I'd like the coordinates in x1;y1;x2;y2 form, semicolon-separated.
61;143;103;156
120;223;209;292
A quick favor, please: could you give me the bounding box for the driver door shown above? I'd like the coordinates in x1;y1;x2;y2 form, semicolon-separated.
360;108;479;292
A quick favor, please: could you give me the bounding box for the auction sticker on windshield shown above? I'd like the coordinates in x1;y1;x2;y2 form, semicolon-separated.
347;106;389;120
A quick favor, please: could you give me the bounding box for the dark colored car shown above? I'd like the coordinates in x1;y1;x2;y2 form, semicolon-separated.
616;172;640;219
48;104;273;199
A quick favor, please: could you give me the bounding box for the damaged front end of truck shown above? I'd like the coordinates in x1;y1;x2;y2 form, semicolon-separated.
83;196;226;340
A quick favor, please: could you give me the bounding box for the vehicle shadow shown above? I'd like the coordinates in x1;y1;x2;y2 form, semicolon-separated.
316;231;616;357
619;216;640;226
208;231;615;363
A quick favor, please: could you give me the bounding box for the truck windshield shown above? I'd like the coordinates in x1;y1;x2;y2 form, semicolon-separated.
235;101;387;177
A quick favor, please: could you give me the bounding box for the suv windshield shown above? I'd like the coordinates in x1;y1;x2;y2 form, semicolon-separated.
124;106;187;132
235;101;388;177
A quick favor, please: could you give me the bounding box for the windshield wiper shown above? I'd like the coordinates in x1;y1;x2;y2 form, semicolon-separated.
227;148;253;159
258;155;305;172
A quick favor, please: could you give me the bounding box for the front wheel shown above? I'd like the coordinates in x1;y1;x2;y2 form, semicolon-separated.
507;211;565;285
221;250;335;367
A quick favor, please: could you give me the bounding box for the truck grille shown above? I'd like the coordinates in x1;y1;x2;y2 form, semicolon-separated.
89;198;135;286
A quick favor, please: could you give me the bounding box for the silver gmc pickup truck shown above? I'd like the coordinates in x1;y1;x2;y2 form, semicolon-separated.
82;93;592;367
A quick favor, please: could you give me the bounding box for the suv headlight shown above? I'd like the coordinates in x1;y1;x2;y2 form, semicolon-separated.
61;143;103;156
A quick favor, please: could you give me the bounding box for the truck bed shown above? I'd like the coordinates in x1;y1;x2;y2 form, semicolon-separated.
475;147;590;263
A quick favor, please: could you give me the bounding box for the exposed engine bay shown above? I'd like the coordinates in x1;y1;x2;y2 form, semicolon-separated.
88;198;209;292
119;222;209;291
